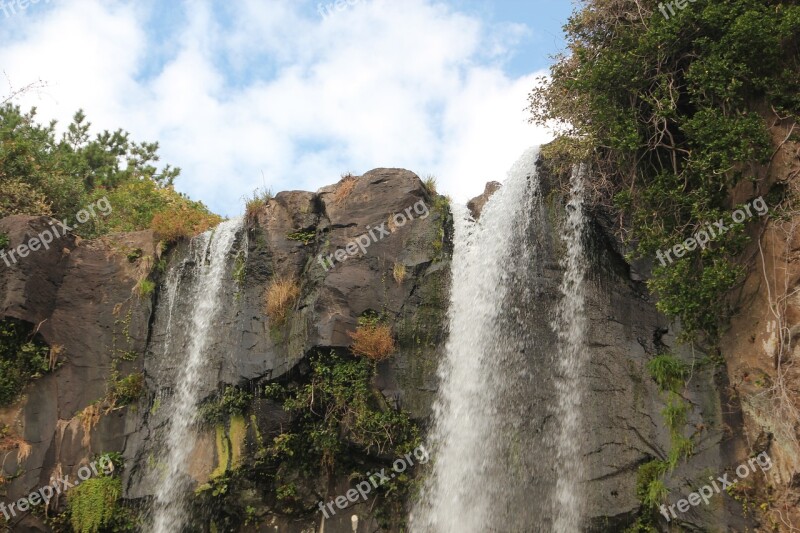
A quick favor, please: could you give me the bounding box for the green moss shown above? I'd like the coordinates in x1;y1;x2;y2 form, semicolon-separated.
232;250;246;288
0;232;9;250
0;319;51;406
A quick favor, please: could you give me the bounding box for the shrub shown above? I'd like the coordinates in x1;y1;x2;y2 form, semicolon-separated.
0;180;52;218
349;323;396;362
265;277;300;325
68;476;122;533
150;202;221;243
528;0;800;340
333;174;358;204
0;319;51;406
0;232;8;249
199;385;252;426
110;373;145;406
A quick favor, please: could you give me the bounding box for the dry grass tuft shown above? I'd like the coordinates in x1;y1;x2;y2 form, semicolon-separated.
265;276;301;324
333;174;358;204
393;263;406;285
349;323;396;362
424;175;438;195
49;344;64;372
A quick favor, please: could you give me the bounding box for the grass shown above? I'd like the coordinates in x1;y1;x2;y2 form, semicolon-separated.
135;278;156;298
265;276;301;325
333;174;358;204
349;323;396;362
392;263;406;285
423;175;438;195
646;354;689;393
245;187;273;223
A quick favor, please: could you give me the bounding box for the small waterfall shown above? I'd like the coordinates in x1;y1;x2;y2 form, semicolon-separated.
551;165;589;530
412;154;590;532
411;148;542;532
150;218;243;532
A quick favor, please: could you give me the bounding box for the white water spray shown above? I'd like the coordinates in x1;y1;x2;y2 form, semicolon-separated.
150;218;243;532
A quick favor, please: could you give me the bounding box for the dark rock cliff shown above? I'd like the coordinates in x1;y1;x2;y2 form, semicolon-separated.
0;160;780;532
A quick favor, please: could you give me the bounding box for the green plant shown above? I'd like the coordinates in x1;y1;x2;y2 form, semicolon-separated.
0;319;51;406
0;232;8;249
110;372;145;406
529;0;800;341
245;187;273;223
287;229;316;245
232;250;246;287
199;385;253;426
628;459;669;531
647;354;689;393
135;278;156;298
257;351;420;517
67;476;122;533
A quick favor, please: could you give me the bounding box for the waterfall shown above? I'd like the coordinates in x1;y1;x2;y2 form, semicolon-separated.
149;218;243;533
411;153;590;532
411;148;542;532
551;165;589;530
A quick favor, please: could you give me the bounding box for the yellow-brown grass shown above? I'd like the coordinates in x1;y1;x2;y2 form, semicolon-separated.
349;324;396;362
265;276;301;324
393;263;406;285
333;174;358;204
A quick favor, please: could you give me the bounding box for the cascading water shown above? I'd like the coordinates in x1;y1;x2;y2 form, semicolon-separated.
551;165;589;531
149;218;243;532
411;148;544;532
411;151;590;532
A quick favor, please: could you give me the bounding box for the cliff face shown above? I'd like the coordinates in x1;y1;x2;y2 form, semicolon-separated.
0;158;797;532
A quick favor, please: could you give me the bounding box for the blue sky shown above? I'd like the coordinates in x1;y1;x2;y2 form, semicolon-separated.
0;0;575;216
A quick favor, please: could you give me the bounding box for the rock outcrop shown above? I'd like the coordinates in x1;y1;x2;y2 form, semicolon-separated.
0;156;797;532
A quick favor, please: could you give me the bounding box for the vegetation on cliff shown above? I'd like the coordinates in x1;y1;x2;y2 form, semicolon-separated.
530;0;800;341
0;105;219;241
0;318;53;406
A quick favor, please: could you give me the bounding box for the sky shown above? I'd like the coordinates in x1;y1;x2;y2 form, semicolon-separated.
0;0;575;217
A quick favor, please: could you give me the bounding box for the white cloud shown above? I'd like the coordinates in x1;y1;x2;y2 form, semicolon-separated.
1;0;553;216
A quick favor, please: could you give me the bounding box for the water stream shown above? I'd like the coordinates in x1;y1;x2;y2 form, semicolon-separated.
412;152;590;532
149;218;243;532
